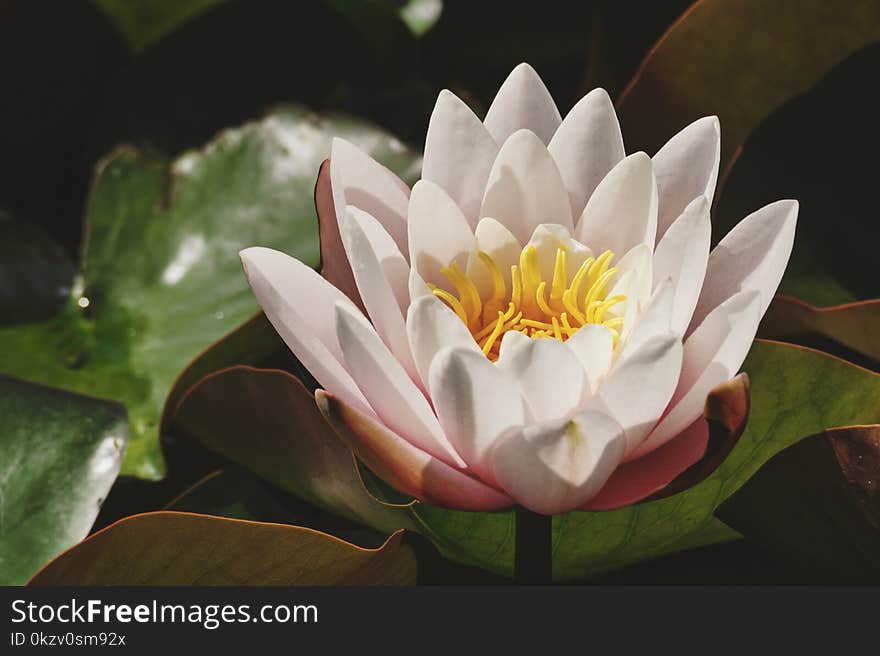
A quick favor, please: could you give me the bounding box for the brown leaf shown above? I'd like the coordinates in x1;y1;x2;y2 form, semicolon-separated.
716;425;880;582
172;365;413;534
616;0;880;172
29;512;416;585
758;295;880;365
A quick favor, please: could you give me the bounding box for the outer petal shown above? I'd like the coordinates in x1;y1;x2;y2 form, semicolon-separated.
407;180;474;291
548;88;625;218
632;290;761;459
483;62;561;145
480;129;574;243
334;302;464;468
239;247;372;416
652;116;720;243
315;159;363;310
582;418;709;511
496;337;588;423
340;207;416;380
575;152;658;258
330;137;411;257
317;390;513;511
492;410;626;515
652;196;711;335
422;90;499;226
406;294;481;390
690;199;798;331
590;334;683;455
428;347;526;484
583;373;749;510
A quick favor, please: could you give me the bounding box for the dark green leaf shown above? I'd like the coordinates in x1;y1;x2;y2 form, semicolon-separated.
94;0;226;53
166;469;295;524
0;375;127;585
0;213;74;323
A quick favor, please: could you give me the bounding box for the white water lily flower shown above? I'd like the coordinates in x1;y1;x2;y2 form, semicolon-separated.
241;63;797;515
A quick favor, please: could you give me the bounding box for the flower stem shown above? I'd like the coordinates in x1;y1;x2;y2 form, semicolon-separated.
514;506;552;584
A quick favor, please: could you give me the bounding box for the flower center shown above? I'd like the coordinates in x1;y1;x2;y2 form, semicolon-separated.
430;245;626;361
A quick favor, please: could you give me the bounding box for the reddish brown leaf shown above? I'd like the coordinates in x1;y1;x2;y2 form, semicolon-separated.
758;295;880;364
716;425;880;582
28;511;416;586
616;0;880;171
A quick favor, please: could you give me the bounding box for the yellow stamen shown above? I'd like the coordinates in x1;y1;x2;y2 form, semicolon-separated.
431;243;628;360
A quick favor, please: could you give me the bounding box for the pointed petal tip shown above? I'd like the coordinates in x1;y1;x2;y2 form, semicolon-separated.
585;86;613;103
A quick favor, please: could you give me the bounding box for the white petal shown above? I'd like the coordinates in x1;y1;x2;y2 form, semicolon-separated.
548;88;625;218
408;268;432;302
422;90;499;227
239;247;373;416
334;302;464;468
526;223;593;283
590;334;683;455
609;243;653;315
653;116;720;243
428;346;525;482
575;152;658;257
483;63;561;145
340;207;417;379
622;278;675;354
491;410;626;515
480;129;573;244
690;199;798;331
496;336;588;423
497;329;530;361
652;196;711;335
406;294;480;390
465;217;522;298
632;290;762;459
407;179;475;292
331;137;411;258
564;324;614;395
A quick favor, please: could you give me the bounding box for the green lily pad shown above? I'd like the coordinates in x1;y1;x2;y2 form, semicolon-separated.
616;0;880;172
28;511;416;585
0;106;421;480
393;340;880;580
0;375;127;585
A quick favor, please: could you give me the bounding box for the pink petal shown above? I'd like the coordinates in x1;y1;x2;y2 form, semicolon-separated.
581;418;710;511
317;390;513;511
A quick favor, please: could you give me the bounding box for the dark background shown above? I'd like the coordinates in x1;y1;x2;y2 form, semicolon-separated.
0;0;692;256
